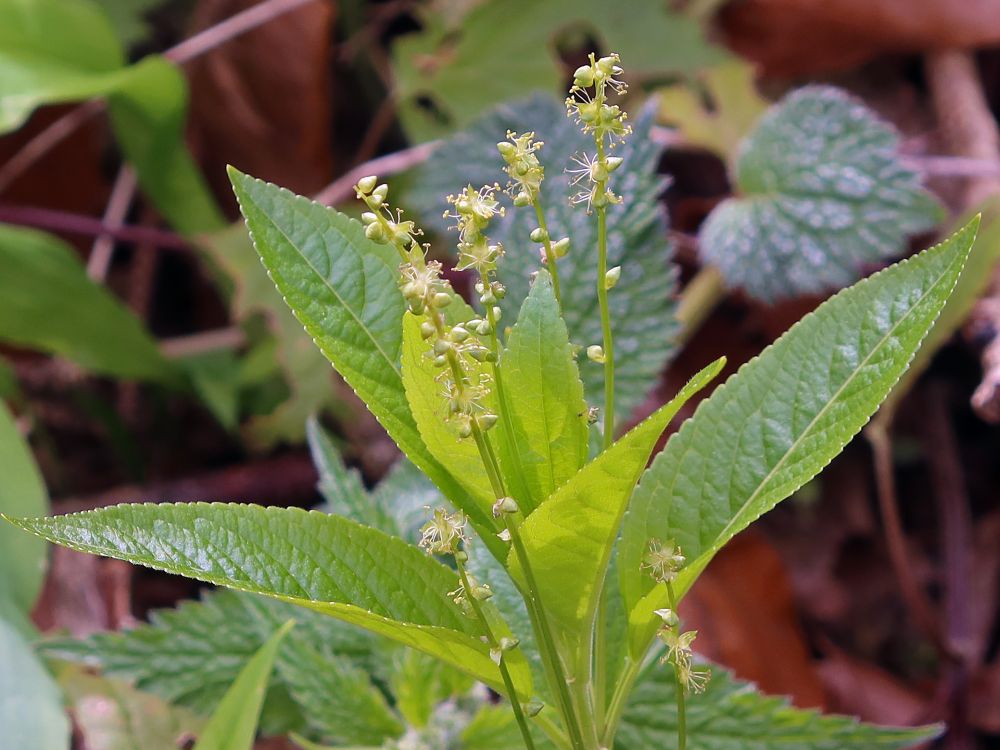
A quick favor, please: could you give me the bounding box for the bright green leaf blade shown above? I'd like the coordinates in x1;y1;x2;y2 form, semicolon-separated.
401;311;495;513
622;219;978;656
192;620;293;750
0;400;48;613
509;357;725;642
60;670;205;750
415;96;678;423
500;271;589;510
0;225;179;384
6;502;528;694
228;169;493;541
616;662;941;749
701;86;941;302
0;615;70;750
0;0;223;234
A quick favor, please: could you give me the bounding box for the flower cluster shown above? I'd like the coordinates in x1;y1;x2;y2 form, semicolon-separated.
565;52;631;211
655;608;710;694
356;177;499;441
498;130;544;205
449;571;495;616
419;507;467;556
641;538;687;584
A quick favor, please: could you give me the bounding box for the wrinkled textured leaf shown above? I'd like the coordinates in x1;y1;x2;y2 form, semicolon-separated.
392;0;723;141
414;95;677;423
0;616;70;750
7;502;529;694
617;663;940;749
60;670;204;750
0;400;48;613
700;86;941;301
500;271;588;510
192;621;292;750
307;416;386;528
621;219;977;655
509;358;724;644
0;225;178;385
0;0;223;234
229;170;496;540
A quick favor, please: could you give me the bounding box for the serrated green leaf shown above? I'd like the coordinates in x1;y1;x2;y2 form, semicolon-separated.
509;357;724;644
401;312;495;511
6;502;529;694
0;615;70;750
621;219;977;656
0;0;223;234
228;169;497;542
60;670;205;750
700;86;941;301
192;620;293;750
0;400;48;613
390;649;472;729
499;271;588;510
0;225;179;385
391;0;723;142
616;662;940;749
414;95;677;424
459;703;555;750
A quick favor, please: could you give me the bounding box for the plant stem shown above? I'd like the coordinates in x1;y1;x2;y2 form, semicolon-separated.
666;582;687;750
532;200;563;307
595;182;615;451
601;656;642;745
456;558;536;750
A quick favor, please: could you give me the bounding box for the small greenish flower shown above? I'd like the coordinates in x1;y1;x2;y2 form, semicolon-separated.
419;507;467;556
641;539;686;583
498;130;545;202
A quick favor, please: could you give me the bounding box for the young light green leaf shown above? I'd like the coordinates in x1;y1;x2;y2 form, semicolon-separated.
617;662;941;750
0;400;48;613
509;357;725;644
401;312;495;512
6;502;530;694
621;219;978;656
192;620;293;750
701;86;941;301
0;616;70;750
499;271;588;510
0;0;223;233
228;170;494;539
0;225;179;385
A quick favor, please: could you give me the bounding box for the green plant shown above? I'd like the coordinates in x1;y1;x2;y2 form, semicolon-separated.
3;53;977;749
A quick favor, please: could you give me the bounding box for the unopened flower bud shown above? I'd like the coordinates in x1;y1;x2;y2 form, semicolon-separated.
450;325;469;342
433;354;447;368
361;211;378;225
478;413;499;430
530;227;548;243
497;141;516;159
420;321;436;339
605;265;621;289
433;292;452;308
587;345;605;363
524;699;544;717
433;339;452;355
492;496;519;516
480;291;497;306
491;306;502;321
551;237;570;257
513;191;531;207
573;64;595;88
365;222;386;242
499;636;519;651
356;175;377;194
606;156;624;172
371;184;388;204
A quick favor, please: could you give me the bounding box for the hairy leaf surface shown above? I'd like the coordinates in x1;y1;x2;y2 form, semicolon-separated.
701;86;941;301
509;358;724;643
621;220;977;655
7;503;529;694
617;663;940;749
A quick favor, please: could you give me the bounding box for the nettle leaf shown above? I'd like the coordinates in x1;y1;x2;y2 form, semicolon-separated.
621;219;977;656
500;270;589;510
8;502;530;695
0;400;49;614
401;313;495;513
700;86;942;302
391;0;723;142
0;0;223;234
0;616;70;750
0;225;179;385
414;95;677;424
229;170;495;542
616;663;940;750
509;358;724;645
193;621;292;750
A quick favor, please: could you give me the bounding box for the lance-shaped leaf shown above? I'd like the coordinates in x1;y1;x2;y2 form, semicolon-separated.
4;503;531;696
700;86;941;302
509;358;725;644
499;271;589;511
617;662;940;749
413;96;677;423
228;170;495;543
621;219;977;656
192;621;293;750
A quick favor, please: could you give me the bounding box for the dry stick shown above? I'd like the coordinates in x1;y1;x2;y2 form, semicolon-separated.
312;141;438;205
0;204;192;250
87;166;137;281
0;0;323;197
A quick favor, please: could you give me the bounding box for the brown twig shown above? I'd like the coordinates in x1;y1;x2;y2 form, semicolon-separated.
87;166;137;281
0;204;192;251
312;140;438;205
0;0;325;197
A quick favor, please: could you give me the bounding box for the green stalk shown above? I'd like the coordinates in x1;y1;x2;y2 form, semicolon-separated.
532;200;563;307
456;558;536;750
601;656;642;745
667;581;687;750
594;144;615;452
